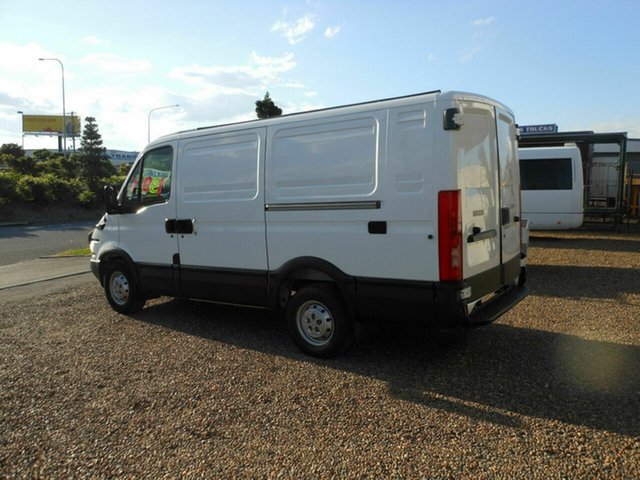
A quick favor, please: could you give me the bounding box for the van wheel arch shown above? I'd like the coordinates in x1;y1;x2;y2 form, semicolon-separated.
271;257;356;314
98;250;138;287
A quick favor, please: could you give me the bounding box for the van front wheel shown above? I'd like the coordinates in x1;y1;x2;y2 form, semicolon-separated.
286;284;353;358
104;262;145;314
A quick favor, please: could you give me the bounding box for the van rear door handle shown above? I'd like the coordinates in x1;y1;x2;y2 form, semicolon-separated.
467;228;497;243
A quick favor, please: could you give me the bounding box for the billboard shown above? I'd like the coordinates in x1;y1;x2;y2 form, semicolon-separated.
22;115;81;135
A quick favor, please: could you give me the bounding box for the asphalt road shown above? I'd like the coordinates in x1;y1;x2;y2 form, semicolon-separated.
0;220;96;266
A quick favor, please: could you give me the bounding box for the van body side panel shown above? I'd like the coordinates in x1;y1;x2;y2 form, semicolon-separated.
175;128;269;305
266;104;439;284
266;111;389;280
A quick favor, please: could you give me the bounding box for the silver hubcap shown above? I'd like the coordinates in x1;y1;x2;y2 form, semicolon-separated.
109;271;130;306
296;300;334;347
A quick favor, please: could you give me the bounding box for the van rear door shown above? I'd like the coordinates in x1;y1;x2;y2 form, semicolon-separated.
495;107;522;284
453;100;501;298
450;100;521;301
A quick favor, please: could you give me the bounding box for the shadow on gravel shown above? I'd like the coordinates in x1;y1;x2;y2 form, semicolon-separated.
530;235;640;253
134;299;640;436
527;264;640;301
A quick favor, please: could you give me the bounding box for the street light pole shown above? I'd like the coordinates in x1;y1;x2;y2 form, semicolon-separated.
16;111;24;149
38;57;67;158
148;104;180;143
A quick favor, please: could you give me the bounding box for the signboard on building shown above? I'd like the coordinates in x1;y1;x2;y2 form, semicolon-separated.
519;124;558;135
22;115;81;135
106;150;139;165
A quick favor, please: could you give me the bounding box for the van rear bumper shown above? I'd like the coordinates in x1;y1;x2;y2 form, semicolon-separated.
356;259;527;327
464;284;528;326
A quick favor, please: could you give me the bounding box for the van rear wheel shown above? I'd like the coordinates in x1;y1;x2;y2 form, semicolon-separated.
286;284;354;358
104;262;145;314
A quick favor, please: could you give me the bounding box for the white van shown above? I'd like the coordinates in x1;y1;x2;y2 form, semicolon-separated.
519;146;584;230
90;91;528;357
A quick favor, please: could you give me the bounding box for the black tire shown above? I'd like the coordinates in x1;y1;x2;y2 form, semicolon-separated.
103;262;145;314
286;284;354;358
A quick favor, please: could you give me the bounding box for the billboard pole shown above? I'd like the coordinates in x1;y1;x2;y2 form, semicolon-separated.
39;58;67;158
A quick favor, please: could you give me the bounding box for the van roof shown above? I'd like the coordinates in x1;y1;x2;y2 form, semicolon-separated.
149;90;513;146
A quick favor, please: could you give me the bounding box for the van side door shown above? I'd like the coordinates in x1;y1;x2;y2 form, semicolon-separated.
174;128;269;306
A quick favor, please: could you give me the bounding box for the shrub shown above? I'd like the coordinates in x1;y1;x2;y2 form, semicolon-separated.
77;189;98;207
0;171;19;206
15;174;84;205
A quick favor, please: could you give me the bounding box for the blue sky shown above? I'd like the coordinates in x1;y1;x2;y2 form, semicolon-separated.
1;0;639;151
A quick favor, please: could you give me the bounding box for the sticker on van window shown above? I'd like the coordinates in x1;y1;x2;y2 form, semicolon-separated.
141;168;171;196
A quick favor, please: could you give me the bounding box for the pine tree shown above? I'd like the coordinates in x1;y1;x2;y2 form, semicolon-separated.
255;91;283;119
73;116;116;190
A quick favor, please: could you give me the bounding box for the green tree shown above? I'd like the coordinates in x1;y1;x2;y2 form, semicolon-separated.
255;91;283;119
0;143;24;160
6;156;38;175
72;116;116;191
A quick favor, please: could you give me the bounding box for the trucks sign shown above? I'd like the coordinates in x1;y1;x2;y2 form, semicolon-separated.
519;124;558;135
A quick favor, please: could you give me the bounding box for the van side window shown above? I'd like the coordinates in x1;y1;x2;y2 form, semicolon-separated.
124;146;173;207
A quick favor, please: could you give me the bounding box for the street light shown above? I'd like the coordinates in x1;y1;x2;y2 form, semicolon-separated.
38;57;67;158
16;111;24;149
148;104;180;143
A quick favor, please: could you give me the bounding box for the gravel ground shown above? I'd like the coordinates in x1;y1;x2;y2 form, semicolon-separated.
1;230;639;479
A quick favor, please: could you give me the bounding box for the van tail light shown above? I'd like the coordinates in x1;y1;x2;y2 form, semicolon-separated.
438;190;463;281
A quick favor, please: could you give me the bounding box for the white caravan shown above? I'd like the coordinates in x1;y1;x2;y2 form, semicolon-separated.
90;91;528;357
519;146;584;230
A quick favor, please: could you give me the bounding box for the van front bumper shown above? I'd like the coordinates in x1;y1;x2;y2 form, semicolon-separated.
90;258;101;282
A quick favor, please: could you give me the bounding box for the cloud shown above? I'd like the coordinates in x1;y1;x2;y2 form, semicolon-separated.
460;46;482;63
471;16;495;27
78;53;153;75
426;53;436;62
324;25;341;39
170;52;298;94
271;14;316;44
79;36;104;45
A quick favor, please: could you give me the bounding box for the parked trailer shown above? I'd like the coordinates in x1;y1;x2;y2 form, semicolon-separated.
519;146;584;230
90;91;528;357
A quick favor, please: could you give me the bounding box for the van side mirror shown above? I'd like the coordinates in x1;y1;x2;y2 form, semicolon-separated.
104;185;119;214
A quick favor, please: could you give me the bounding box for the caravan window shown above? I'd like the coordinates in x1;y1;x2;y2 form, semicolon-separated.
520;158;572;190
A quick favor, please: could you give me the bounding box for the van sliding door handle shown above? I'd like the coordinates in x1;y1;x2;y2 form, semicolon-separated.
176;219;194;234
